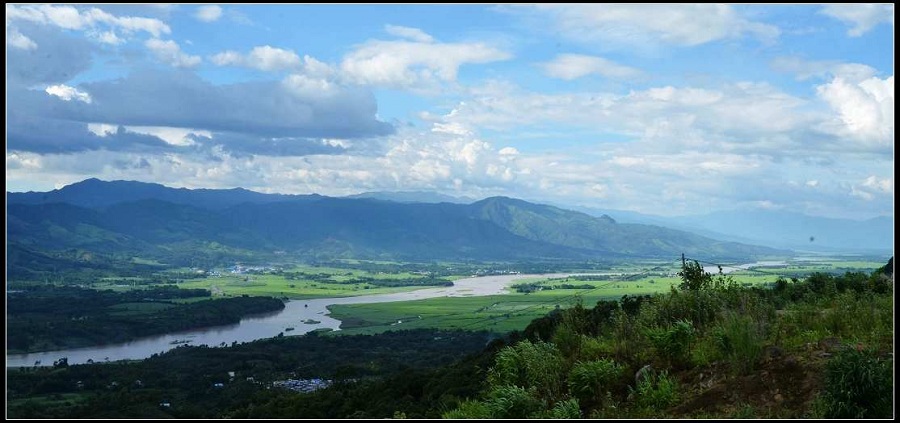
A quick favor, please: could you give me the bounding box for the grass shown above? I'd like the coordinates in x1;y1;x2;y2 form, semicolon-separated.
6;392;89;409
325;258;887;336
169;270;454;299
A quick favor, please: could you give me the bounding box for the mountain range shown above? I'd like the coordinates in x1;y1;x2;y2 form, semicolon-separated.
347;191;893;253
7;179;789;273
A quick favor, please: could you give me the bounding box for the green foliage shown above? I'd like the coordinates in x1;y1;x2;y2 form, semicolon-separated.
487;340;565;402
537;398;582;419
630;371;679;412
644;319;695;368
677;260;712;291
820;347;893;418
712;313;763;375
484;385;544;419
568;359;623;405
441;399;492;419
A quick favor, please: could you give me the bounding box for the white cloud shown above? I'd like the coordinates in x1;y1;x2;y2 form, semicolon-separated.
498;147;519;156
145;38;202;68
385;24;434;43
87;123;118;137
862;175;893;194
94;30;124;45
340;36;512;90
281;74;337;98
806;180;819;187
449;80;809;150
530;4;779;49
6;4;170;38
210;45;303;71
7;27;37;50
771;57;878;82
540;53;642;80
816;75;894;146
820;4;894;37
45;84;92;103
195;5;223;22
87;123;210;146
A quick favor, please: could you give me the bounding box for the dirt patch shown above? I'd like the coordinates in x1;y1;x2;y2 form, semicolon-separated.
670;348;828;418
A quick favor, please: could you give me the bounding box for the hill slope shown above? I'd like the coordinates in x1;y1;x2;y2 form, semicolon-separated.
7;180;786;268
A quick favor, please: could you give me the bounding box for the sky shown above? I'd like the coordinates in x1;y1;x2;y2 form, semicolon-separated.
5;4;895;219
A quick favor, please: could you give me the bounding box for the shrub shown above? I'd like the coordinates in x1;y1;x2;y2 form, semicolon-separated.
645;319;695;368
534;398;581;419
630;370;679;413
568;359;623;406
487;340;565;402
820;347;892;418
712;313;763;375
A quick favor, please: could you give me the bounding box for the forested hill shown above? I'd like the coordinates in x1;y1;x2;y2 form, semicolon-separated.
8;179;785;267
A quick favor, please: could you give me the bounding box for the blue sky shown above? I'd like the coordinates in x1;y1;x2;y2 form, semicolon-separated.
5;4;894;219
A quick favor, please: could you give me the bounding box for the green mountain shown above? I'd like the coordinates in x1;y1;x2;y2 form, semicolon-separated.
7;180;785;271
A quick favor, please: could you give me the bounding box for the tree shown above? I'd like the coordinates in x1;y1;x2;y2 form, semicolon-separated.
677;260;711;291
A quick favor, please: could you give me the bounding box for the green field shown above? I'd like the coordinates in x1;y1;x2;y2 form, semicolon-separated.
328;258;885;335
172;266;455;299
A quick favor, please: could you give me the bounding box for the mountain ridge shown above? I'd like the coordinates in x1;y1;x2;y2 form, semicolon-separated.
7;179;788;269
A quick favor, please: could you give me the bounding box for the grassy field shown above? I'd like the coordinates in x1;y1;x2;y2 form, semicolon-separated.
172;266;455;299
327;257;886;336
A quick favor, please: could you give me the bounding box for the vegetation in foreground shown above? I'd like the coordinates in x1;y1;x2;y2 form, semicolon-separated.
443;259;894;419
6;258;892;419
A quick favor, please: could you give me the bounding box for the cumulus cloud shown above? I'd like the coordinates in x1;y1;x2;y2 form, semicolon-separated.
93;30;125;45
195;5;223;22
849;175;895;201
816;75;894;147
340;30;512;90
8;67;393;156
45;84;92;103
90;124;212;146
384;24;434;43
448;80;811;154
528;4;779;49
145;38;202;68
6;27;37;50
771;56;878;82
6;23;96;86
820;4;894;36
540;53;642;80
6;4;170;38
210;45;302;71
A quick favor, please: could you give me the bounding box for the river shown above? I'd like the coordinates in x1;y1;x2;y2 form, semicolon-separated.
6;273;577;368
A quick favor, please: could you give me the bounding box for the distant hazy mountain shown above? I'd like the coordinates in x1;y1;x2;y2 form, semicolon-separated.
345;191;477;204
7;180;786;271
572;205;893;253
7;178;319;210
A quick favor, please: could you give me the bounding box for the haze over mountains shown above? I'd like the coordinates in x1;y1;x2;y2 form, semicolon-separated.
8;180;788;273
352;191;894;254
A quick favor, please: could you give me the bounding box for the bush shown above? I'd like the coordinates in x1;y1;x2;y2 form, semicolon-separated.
535;398;581;419
568;359;623;406
820;347;892;418
630;370;679;413
487;340;565;402
645;319;695;368
712;313;763;375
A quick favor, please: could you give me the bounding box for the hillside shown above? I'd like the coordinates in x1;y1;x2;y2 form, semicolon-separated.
7;179;786;270
572;205;893;253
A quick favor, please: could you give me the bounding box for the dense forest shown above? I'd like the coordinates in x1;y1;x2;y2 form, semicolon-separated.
7;286;284;353
7;260;893;418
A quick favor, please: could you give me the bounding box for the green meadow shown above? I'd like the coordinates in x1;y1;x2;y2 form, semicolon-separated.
171;265;453;299
327;258;881;335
